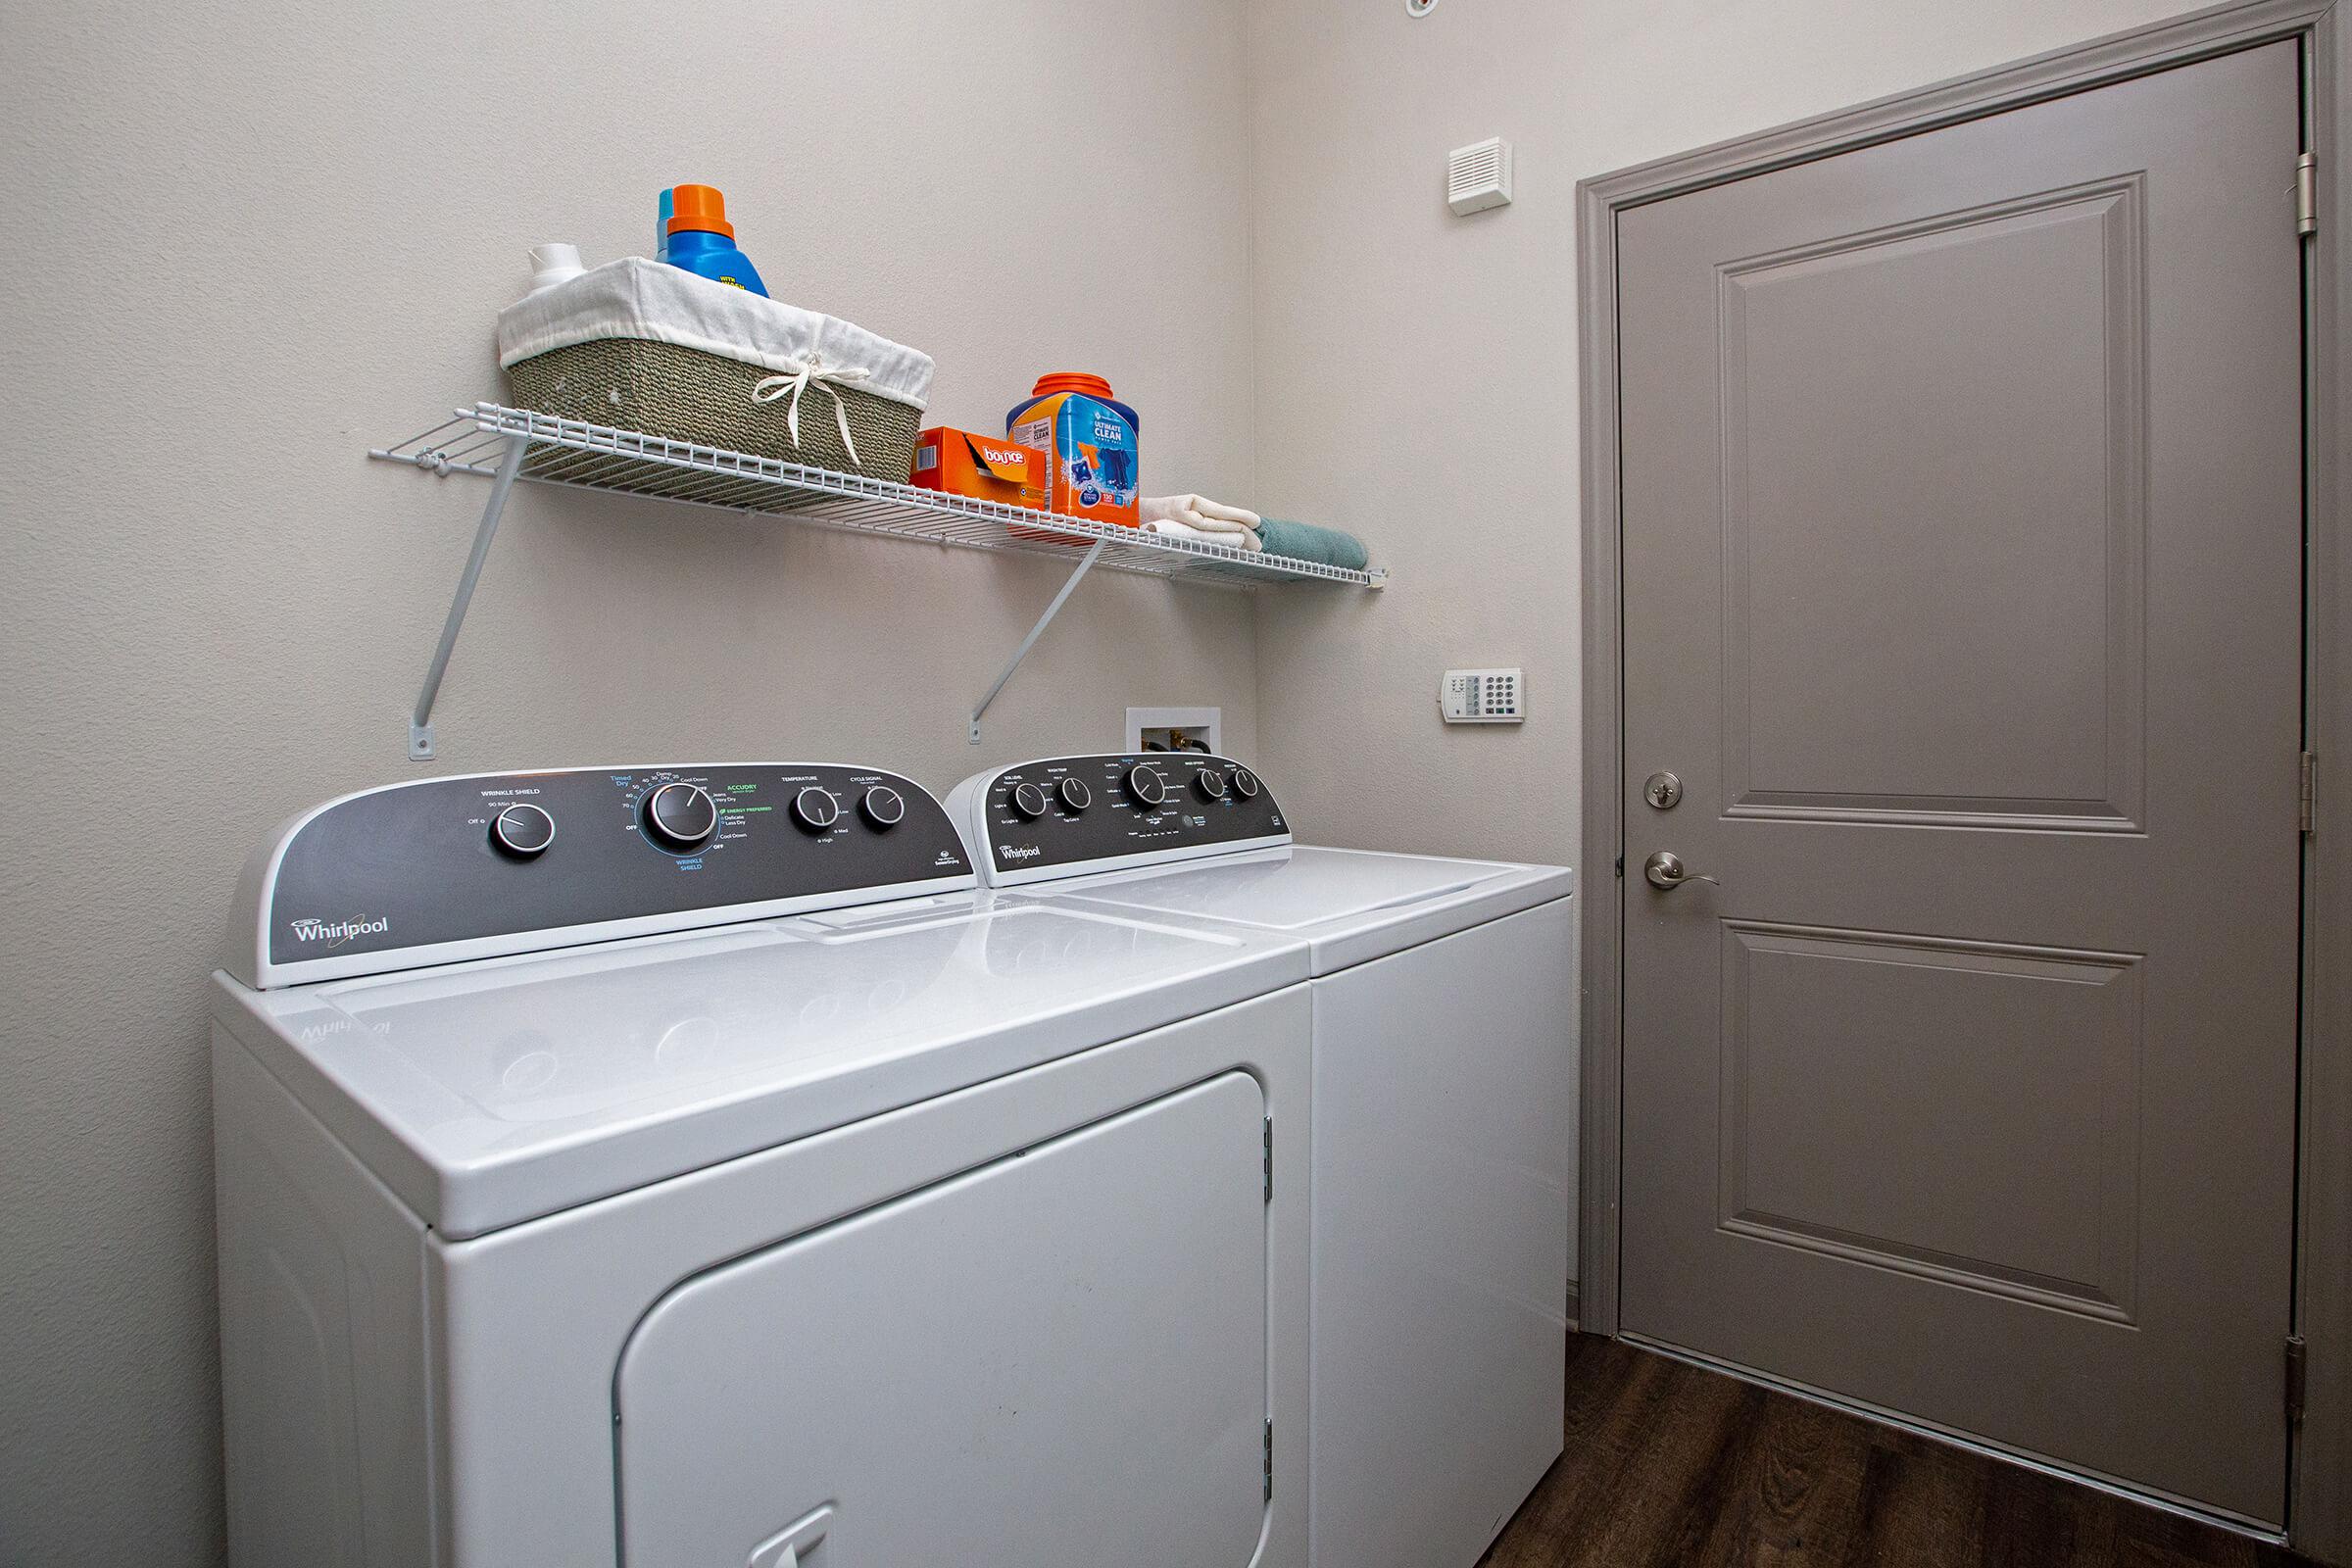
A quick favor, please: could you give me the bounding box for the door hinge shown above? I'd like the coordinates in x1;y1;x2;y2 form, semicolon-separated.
1265;1417;1275;1500
2288;1334;2309;1429
2302;752;2318;836
1263;1116;1274;1203
2298;152;2319;236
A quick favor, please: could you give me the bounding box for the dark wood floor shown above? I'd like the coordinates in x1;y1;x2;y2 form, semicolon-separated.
1478;1334;2316;1568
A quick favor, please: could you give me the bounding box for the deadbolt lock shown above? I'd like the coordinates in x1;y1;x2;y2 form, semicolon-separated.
1643;771;1683;810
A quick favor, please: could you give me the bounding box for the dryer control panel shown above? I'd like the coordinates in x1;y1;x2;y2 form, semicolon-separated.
228;763;974;988
950;755;1290;887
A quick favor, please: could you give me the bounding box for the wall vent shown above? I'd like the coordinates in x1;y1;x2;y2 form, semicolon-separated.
1447;137;1513;216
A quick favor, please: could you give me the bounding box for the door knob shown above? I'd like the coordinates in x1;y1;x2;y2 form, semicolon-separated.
1643;851;1718;890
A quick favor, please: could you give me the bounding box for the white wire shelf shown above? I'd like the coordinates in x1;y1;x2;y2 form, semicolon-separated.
371;404;1387;590
371;403;1382;759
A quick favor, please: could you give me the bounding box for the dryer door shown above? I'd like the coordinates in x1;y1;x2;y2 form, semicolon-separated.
614;1070;1271;1568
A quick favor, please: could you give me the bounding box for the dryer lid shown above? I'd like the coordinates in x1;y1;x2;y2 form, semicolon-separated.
1034;846;1575;974
212;903;1307;1238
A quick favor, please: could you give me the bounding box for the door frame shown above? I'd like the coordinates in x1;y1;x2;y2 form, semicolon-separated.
1575;0;2351;1551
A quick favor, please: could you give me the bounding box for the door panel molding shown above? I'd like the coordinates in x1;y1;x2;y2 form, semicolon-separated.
1717;179;2149;833
1718;921;2144;1323
1577;0;2347;1553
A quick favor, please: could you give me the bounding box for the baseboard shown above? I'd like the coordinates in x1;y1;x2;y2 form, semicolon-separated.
1622;1333;2290;1545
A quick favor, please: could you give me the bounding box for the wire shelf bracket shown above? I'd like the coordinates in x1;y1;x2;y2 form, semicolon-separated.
404;433;527;760
968;539;1107;746
371;404;1386;757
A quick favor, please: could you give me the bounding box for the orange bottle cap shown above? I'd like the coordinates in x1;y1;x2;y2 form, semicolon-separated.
1030;372;1116;401
666;184;735;240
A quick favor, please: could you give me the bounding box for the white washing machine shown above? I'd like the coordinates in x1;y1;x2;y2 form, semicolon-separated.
211;760;1311;1568
948;753;1577;1568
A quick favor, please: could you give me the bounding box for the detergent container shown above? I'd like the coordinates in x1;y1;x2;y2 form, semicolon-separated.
662;184;768;296
1007;373;1139;526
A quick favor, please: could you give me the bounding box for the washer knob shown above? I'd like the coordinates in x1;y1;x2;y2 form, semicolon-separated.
860;785;906;828
490;803;556;858
1009;781;1049;820
1194;767;1230;801
793;786;842;831
1229;765;1260;800
1055;776;1092;812
642;783;718;852
1125;764;1168;808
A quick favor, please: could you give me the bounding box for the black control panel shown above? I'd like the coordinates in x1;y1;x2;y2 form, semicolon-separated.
972;754;1287;879
252;763;971;982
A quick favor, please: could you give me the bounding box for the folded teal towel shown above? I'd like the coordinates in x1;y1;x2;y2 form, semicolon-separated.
1256;517;1370;571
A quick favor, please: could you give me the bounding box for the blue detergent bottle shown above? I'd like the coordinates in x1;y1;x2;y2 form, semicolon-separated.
655;187;672;262
662;183;768;296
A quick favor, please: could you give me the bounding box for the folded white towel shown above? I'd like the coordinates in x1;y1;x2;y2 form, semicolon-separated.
1167;512;1256;539
1190;495;1263;526
1145;517;1263;552
1143;493;1263;536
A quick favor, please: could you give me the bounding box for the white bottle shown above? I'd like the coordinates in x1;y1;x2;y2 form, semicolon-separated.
521;243;585;299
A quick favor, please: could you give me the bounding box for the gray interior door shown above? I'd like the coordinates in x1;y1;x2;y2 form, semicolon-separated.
1615;41;2304;1526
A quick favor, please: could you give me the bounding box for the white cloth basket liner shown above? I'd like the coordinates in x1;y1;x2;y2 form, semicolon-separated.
496;258;934;412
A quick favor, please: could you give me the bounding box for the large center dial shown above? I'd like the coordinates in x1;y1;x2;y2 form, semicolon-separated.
642;782;719;853
1124;764;1169;809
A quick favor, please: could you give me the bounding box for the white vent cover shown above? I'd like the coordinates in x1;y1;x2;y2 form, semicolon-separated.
1446;137;1513;216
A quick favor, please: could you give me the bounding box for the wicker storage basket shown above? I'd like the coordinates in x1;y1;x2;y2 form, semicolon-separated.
496;260;932;495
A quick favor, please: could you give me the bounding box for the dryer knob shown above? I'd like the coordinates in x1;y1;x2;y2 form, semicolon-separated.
859;786;906;829
1125;764;1168;808
793;786;843;832
490;803;556;858
1009;781;1049;820
1055;776;1093;812
642;783;718;853
1229;765;1260;800
1194;768;1230;801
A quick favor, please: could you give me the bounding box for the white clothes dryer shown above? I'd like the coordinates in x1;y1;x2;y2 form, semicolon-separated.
211;761;1310;1568
949;753;1577;1568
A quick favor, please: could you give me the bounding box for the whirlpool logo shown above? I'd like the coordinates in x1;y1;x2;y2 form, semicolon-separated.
288;915;391;947
998;845;1042;861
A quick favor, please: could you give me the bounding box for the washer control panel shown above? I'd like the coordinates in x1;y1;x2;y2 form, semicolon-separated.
231;762;973;987
950;755;1289;886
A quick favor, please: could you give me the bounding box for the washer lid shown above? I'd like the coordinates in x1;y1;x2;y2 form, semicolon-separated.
1031;845;1575;974
211;903;1306;1239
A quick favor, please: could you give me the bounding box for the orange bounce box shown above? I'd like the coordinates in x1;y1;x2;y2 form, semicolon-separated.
909;428;1047;512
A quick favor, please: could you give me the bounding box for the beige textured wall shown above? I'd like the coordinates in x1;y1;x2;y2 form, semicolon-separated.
0;2;1256;1558
1246;0;2194;870
0;0;2223;1558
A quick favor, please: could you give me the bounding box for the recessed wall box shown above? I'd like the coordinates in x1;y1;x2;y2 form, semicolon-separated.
1127;706;1221;755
